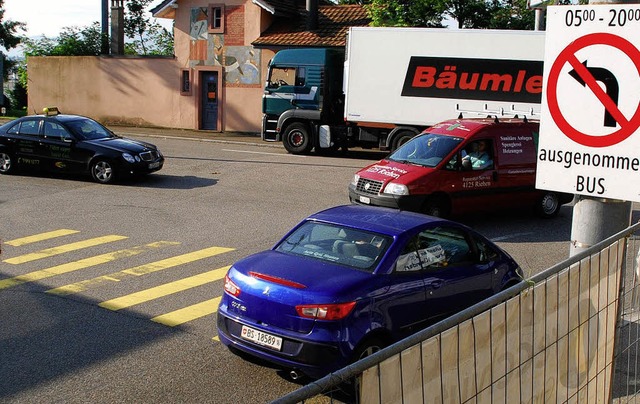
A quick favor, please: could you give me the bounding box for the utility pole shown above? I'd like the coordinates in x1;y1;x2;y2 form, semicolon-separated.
101;0;109;54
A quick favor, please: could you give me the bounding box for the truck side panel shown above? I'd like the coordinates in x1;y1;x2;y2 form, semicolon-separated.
344;27;545;126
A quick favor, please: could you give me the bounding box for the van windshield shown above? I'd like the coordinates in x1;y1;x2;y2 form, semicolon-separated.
388;134;463;167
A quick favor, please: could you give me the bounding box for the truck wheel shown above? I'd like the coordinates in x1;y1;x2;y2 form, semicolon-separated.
391;131;415;151
536;192;560;218
0;151;15;174
423;196;450;218
283;123;313;154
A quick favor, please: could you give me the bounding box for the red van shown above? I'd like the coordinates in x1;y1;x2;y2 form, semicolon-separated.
348;118;573;218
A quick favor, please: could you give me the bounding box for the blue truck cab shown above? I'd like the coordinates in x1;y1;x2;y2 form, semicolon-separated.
262;48;346;154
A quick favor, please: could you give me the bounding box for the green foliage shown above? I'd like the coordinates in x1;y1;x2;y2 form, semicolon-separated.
125;21;173;56
345;0;537;29
8;78;26;111
124;0;173;56
366;0;445;27
0;0;25;51
23;22;105;56
487;0;535;30
0;0;26;80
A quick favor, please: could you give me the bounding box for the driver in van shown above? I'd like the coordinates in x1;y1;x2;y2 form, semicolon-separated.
462;140;493;170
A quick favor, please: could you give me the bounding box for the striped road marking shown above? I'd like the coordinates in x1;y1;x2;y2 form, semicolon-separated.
0;241;180;290
152;297;222;327
3;235;129;264
4;229;80;246
99;265;230;311
47;246;235;296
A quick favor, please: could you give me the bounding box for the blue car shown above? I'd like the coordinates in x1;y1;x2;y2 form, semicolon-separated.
217;205;522;379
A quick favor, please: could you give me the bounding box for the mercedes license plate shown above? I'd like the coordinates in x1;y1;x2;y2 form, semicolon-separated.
148;161;160;169
240;325;283;351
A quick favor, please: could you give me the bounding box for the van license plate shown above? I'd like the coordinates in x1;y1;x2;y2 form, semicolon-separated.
241;325;283;351
359;196;371;204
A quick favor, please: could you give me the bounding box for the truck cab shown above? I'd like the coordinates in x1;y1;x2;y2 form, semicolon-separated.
262;48;345;154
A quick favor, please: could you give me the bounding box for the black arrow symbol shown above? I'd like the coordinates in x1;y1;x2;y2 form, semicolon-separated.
569;60;619;128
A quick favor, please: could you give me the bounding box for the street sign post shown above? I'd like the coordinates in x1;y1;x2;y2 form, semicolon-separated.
537;4;640;202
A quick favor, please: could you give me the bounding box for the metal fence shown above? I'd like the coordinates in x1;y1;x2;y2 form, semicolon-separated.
274;221;640;404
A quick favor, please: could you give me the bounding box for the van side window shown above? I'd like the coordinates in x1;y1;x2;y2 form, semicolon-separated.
462;139;494;170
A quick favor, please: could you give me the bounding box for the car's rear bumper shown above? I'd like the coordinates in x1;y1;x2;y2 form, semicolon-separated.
217;311;343;379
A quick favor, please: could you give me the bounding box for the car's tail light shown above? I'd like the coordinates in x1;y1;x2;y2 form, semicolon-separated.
224;274;241;297
295;302;356;320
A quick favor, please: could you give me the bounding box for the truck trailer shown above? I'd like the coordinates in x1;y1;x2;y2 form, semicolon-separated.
261;27;545;154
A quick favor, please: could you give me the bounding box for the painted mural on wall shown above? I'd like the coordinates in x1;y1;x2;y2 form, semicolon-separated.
188;5;260;87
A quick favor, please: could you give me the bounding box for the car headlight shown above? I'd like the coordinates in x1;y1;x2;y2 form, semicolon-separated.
350;174;360;186
383;182;409;195
122;153;136;163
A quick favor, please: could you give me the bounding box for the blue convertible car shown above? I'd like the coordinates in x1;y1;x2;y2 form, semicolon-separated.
217;205;522;379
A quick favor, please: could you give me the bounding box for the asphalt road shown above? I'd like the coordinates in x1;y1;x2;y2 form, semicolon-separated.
0;130;635;403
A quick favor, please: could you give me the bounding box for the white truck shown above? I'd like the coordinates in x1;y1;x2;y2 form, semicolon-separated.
262;27;545;154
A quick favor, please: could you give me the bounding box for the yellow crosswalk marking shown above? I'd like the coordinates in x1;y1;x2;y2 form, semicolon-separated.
151;297;222;327
99;265;230;311
3;235;128;264
47;246;235;296
4;229;80;246
0;241;180;290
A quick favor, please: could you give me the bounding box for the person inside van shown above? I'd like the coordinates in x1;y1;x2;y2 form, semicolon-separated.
462;140;493;170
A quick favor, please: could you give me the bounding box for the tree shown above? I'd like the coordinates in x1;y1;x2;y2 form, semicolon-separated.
0;0;26;109
22;23;105;57
125;21;173;56
340;0;537;29
486;0;535;29
124;0;173;55
366;0;446;27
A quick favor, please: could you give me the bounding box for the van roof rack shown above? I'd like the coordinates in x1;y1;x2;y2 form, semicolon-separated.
455;103;540;122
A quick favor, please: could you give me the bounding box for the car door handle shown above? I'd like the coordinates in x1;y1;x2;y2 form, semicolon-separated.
428;280;444;289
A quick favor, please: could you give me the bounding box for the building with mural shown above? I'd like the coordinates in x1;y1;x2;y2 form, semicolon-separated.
26;1;368;133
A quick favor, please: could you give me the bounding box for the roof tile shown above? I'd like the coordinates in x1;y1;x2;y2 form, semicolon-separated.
253;5;370;48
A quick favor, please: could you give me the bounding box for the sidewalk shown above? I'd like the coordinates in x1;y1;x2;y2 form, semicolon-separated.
112;125;282;149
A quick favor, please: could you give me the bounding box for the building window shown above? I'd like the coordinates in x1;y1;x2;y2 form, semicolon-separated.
208;4;224;34
181;69;191;95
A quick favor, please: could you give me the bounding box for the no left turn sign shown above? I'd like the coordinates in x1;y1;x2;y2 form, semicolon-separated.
546;32;640;147
537;5;640;202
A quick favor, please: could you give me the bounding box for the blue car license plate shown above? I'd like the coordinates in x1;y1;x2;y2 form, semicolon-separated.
241;325;283;351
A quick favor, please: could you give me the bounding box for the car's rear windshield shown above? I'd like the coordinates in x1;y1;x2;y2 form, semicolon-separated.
274;221;391;272
388;133;463;167
65;119;115;140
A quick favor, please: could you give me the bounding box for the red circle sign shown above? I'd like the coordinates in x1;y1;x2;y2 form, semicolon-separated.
547;32;640;147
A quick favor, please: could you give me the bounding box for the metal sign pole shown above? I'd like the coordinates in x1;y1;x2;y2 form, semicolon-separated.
569;0;634;257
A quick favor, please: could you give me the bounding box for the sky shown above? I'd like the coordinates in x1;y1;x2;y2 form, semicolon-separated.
3;0;172;53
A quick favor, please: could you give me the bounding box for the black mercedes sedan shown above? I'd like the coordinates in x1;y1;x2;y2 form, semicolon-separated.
0;108;163;184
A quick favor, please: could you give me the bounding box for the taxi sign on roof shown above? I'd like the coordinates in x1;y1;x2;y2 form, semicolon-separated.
43;107;60;116
537;4;640;202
